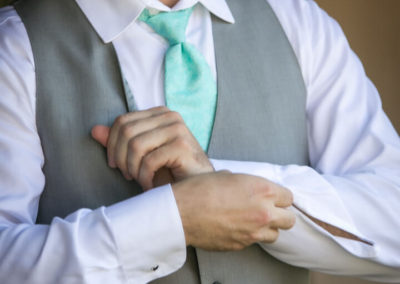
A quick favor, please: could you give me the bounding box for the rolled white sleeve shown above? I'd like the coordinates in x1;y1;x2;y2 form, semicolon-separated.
212;0;400;282
0;7;185;284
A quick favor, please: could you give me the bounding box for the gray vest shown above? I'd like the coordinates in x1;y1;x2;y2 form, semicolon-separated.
15;0;310;283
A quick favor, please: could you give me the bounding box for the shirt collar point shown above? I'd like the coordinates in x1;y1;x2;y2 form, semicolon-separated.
75;0;145;43
101;34;115;44
211;11;235;24
99;20;138;44
225;15;235;24
202;0;235;24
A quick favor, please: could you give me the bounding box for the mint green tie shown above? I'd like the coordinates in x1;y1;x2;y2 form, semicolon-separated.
139;7;217;151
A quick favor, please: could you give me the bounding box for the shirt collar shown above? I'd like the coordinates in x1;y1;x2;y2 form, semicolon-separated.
75;0;235;43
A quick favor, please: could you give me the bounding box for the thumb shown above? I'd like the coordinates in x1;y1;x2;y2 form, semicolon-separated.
91;125;110;147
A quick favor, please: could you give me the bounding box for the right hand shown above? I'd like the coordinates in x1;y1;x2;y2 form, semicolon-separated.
91;106;213;190
172;171;295;251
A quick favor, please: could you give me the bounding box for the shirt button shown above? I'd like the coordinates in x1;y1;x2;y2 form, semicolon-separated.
152;265;159;271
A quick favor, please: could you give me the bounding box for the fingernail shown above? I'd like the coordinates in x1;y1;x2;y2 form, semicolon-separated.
123;173;133;180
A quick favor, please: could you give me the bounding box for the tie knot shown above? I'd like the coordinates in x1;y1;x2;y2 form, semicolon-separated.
139;7;194;46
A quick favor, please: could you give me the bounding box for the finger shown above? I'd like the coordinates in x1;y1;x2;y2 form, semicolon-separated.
114;111;184;178
152;167;175;189
107;107;170;168
257;228;280;243
91;125;110;147
268;207;296;230
271;183;294;208
136;140;183;189
127;123;184;183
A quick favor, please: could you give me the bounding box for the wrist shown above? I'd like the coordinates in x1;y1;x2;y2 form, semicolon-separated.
171;181;193;247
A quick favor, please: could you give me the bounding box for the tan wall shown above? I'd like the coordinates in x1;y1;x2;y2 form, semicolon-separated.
312;1;400;284
315;0;400;133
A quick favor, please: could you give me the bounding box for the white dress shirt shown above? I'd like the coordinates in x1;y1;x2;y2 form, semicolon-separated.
0;0;399;283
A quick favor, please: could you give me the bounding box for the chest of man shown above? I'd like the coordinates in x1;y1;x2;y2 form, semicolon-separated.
16;0;309;283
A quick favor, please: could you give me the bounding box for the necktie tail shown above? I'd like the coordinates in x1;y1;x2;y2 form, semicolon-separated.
139;6;217;151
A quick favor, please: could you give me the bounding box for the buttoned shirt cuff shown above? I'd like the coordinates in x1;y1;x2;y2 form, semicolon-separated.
105;185;186;283
210;159;376;258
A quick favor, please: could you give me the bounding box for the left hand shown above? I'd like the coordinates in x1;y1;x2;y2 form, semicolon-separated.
91;106;214;189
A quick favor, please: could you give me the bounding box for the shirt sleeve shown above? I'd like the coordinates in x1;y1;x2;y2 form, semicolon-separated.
0;7;185;284
211;0;400;282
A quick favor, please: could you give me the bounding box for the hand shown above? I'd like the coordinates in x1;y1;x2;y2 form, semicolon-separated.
172;171;296;251
91;107;214;189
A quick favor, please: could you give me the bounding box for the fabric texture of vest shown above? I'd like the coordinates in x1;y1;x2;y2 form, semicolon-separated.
15;0;310;283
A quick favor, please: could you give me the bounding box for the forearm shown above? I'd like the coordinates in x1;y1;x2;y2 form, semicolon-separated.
0;185;186;284
211;158;400;281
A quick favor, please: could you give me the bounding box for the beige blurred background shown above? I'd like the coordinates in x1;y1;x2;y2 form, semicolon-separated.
316;0;400;133
0;0;398;283
313;2;399;284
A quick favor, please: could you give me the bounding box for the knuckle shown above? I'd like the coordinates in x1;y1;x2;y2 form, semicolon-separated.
170;121;186;135
174;136;190;149
120;124;134;137
264;185;276;198
255;206;271;226
171;111;183;121
128;137;142;153
165;111;183;122
257;181;274;198
115;114;128;126
175;121;187;132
